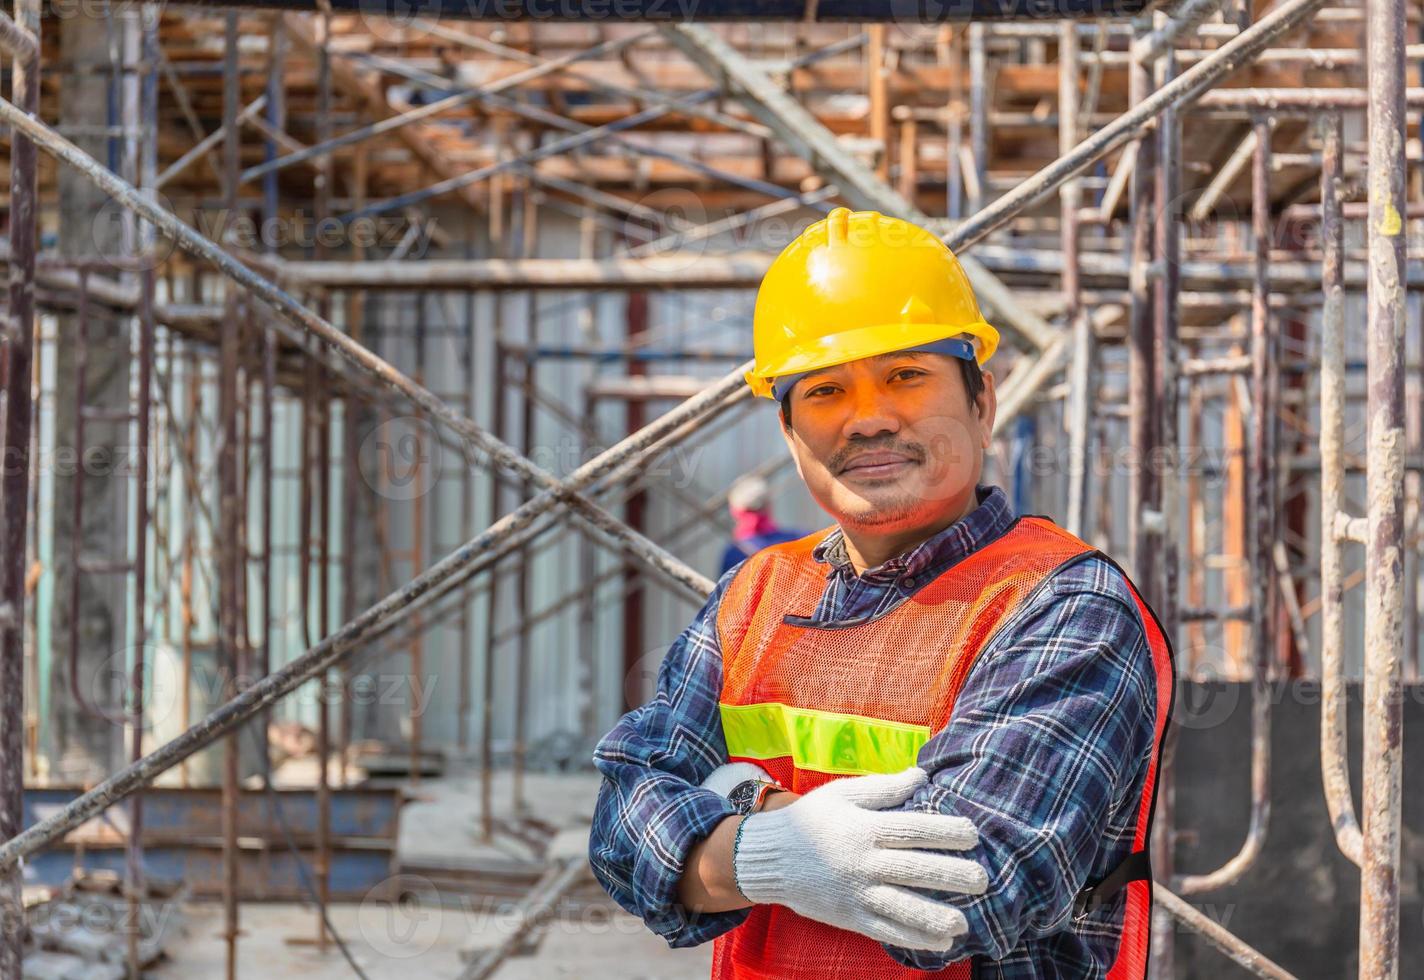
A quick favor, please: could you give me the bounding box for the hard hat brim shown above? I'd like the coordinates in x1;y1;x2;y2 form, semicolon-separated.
745;319;1000;400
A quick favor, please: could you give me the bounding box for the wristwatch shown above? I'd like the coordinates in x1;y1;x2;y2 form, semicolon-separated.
728;778;784;816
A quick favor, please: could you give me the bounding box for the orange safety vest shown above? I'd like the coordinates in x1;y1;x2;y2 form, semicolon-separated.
711;516;1174;980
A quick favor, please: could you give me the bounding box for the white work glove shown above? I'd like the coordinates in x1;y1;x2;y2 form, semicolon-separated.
732;766;986;951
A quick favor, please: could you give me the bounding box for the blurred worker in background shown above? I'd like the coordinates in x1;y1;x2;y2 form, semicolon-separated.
719;474;804;576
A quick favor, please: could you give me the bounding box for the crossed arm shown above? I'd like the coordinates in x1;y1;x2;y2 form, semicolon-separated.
587;558;1159;963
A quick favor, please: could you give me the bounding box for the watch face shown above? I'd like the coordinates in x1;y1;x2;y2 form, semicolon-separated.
728;779;761;815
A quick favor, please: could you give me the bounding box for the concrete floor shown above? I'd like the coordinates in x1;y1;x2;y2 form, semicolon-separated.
155;901;712;979
147;766;713;978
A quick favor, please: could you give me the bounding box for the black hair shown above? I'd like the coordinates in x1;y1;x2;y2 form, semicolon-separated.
780;356;985;429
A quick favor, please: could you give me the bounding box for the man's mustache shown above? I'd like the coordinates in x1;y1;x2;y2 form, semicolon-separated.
829;437;928;475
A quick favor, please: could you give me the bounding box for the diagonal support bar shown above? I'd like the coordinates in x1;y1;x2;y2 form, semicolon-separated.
0;365;750;873
0;85;715;606
945;0;1329;253
662;22;1059;354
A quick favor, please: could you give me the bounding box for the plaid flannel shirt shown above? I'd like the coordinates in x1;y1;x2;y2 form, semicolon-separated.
588;486;1161;978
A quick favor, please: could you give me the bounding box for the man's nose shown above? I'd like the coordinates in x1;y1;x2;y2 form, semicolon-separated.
841;384;901;441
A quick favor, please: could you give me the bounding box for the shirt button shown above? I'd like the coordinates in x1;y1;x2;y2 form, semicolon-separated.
902;576;916;589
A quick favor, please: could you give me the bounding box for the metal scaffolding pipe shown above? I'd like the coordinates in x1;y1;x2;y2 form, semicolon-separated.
0;0;38;969
1155;888;1300;980
239;30;651;186
1316;112;1364;868
1134;0;1227;64
946;0;1330;252
1360;0;1408;970
0;8;35;61
1195;86;1424;109
1177;115;1274;895
1061;19;1093;538
0;361;747;872
0;87;716;607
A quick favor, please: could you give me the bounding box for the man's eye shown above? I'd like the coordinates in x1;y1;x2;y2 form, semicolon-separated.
891;368;926;381
805;385;838;398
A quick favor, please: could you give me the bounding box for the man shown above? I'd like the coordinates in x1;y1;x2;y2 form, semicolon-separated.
589;208;1174;978
718;474;805;576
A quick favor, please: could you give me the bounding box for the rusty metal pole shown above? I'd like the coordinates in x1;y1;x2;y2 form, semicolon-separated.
124;10;160;975
456;268;476;754
1360;0;1408;969
968;23;987;214
0;0;38;968
1316;112;1365;868
513;188;538;816
1061;21;1093;539
179;351;199;788
219;15;241;978
312;8;333;944
1179;115;1275;896
1149;25;1181;977
1127;13;1158;588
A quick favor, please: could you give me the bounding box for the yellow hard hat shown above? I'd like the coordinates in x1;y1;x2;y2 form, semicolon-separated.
746;207;1000;400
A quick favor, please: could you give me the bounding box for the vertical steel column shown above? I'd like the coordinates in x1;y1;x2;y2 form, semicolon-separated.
943;26;964;221
125;10;159;976
868;24;888;182
1061;22;1092;538
1317;112;1364;868
576;213;598;742
312;8;333;945
456;246;476;754
218;15;241;978
0;0;38;969
512;189;538;815
339;144;369;785
407;296;426;790
969;24;988;214
1149;27;1181;978
622;292;650;713
1360;0;1408;968
480;155;508;841
315;358;334;946
179;350;199;788
1127;14;1158;588
1177;116;1275;897
260;10;284;787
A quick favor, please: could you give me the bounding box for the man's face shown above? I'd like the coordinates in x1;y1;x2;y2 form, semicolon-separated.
778;351;996;535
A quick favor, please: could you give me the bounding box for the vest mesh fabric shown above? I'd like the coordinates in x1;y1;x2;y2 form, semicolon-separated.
710;517;1171;980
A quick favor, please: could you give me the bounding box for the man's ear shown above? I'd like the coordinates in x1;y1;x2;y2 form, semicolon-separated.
977;370;998;447
778;409;807;481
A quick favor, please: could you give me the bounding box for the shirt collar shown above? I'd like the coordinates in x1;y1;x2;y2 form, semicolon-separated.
811;485;1017;583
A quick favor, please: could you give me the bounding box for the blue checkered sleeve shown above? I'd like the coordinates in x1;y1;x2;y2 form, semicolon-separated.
882;557;1160;973
588;565;750;947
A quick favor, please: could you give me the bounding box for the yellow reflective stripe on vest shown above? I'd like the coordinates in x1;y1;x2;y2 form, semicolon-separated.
719;702;931;776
